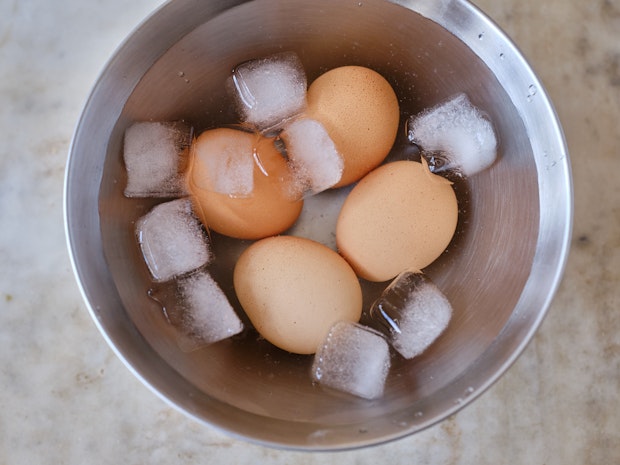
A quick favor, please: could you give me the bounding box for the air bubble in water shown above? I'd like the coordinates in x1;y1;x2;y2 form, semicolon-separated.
527;84;537;101
147;288;170;323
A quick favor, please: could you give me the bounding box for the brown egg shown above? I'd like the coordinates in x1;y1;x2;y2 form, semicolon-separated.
234;235;363;354
306;66;400;187
186;128;303;240
336;160;458;282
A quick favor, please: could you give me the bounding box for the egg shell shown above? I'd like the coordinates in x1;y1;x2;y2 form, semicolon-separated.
186;128;303;240
336;160;458;282
306;66;400;187
233;235;363;354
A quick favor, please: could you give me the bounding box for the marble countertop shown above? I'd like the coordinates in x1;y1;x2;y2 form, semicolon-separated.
1;0;618;463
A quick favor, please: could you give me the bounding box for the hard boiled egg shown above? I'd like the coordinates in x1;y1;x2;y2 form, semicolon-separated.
306;65;400;187
336;160;458;282
186;128;303;240
234;235;363;354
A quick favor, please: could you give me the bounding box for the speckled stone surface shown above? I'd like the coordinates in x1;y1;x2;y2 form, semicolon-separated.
0;0;618;463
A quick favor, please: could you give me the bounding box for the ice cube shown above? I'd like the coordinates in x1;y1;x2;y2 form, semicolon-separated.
407;93;497;176
280;118;344;198
136;198;212;282
176;270;243;351
369;271;452;359
123;121;192;197
311;321;390;400
227;52;307;132
191;129;256;197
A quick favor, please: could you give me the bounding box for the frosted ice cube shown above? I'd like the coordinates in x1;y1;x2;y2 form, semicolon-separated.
407;93;497;176
228;52;307;132
192;130;255;197
280;118;343;198
311;321;390;400
123;121;192;197
136;198;212;282
370;271;452;359
176;271;243;351
211;152;254;197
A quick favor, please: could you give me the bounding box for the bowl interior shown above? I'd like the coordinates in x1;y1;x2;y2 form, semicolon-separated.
66;0;571;450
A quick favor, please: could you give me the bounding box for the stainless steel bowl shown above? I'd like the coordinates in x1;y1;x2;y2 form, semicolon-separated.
64;0;572;450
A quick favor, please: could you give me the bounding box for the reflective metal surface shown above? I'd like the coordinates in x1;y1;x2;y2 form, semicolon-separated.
64;0;572;450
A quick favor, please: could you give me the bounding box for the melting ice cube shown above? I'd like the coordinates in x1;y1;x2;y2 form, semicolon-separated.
280;118;344;198
191;129;256;198
407;93;497;177
123;121;192;197
311;321;390;400
176;270;243;351
369;271;452;359
228;52;307;132
136;198;212;282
